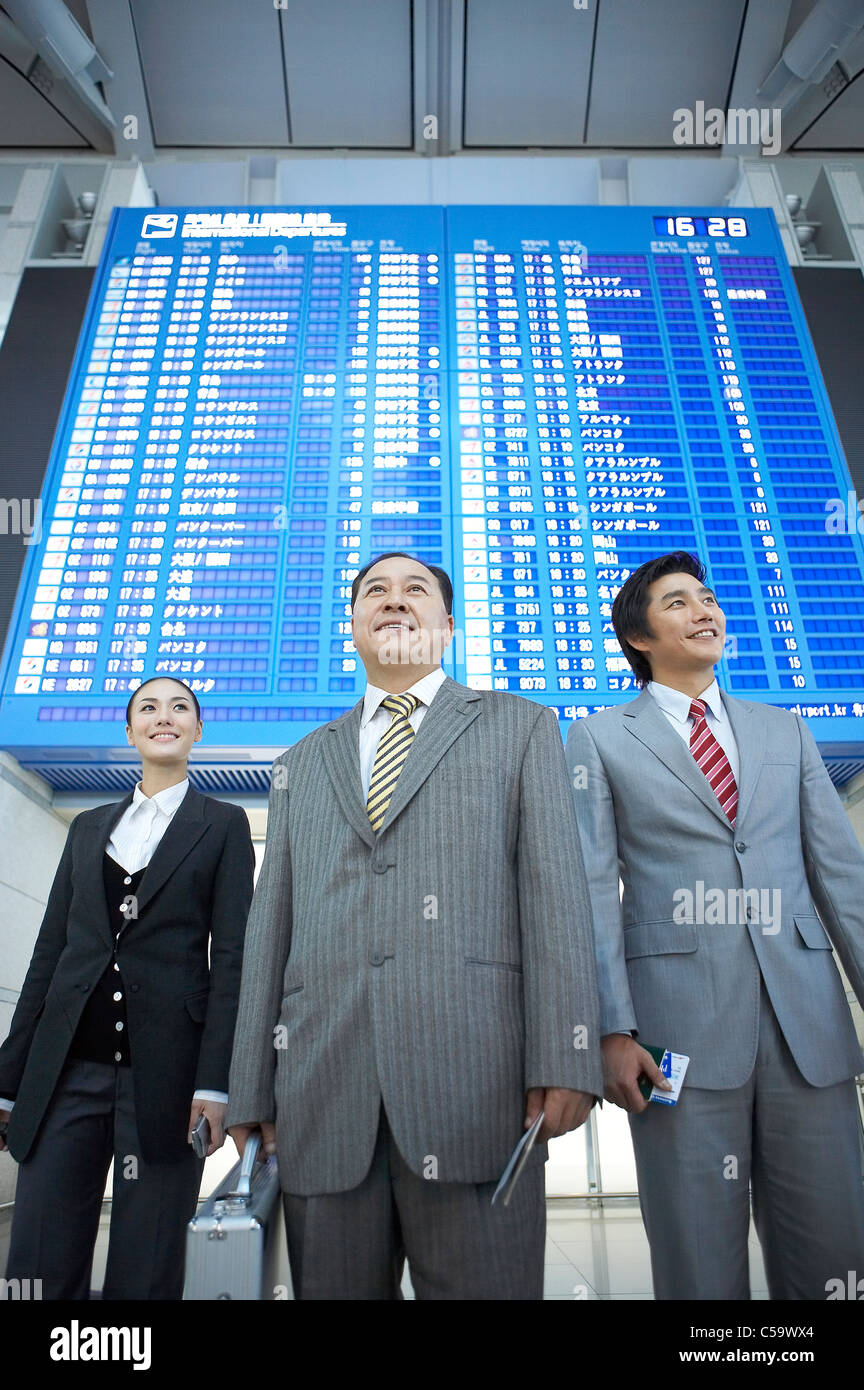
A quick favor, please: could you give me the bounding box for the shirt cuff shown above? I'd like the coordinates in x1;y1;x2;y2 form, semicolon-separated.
192;1090;228;1105
0;1098;14;1112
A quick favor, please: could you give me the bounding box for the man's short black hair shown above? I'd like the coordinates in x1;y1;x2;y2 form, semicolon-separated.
125;677;202;727
611;551;708;688
351;552;453;615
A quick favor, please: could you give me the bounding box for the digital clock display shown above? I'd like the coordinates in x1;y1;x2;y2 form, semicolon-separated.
653;215;749;238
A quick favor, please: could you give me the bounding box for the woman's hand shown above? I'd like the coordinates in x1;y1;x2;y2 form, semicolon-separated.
0;1108;10;1153
187;1098;226;1157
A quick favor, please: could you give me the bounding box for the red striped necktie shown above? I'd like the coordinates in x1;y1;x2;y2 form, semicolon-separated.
688;697;738;826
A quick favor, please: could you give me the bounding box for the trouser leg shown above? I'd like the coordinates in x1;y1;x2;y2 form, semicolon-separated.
5;1060;114;1300
388;1110;546;1301
101;1066;203;1300
629;1079;754;1299
281;1106;404;1301
751;988;864;1300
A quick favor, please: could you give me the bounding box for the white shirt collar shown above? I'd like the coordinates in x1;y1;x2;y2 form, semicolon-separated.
647;677;724;726
361;667;447;729
131;777;189;817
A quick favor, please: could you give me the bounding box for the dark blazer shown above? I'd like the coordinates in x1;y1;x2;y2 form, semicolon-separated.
0;782;255;1163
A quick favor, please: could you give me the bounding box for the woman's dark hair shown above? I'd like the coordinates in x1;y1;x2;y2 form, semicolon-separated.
611;552;707;688
125;677;202;726
350;552;453;615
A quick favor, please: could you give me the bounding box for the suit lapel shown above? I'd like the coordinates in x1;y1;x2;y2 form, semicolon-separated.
623;690;732;830
129;782;209;922
321;678;483;843
79;793;135;949
721;693;762;830
377;677;482;833
322;700;376;849
81;783;211;947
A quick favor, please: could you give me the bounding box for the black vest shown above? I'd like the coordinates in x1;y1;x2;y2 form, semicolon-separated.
67;854;145;1067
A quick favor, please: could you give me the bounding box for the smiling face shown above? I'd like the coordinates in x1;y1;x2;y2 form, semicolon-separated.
125;679;202;767
350;555;455;690
627;570;726;692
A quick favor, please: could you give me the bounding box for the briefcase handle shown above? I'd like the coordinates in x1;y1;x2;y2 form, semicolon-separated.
230;1131;261;1201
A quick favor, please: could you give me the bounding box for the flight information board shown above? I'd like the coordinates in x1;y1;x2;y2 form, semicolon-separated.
1;204;863;765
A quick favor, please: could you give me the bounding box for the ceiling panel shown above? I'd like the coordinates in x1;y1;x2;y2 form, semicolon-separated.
0;59;88;147
280;0;412;147
464;0;594;146
130;0;290;146
795;71;864;150
587;0;747;147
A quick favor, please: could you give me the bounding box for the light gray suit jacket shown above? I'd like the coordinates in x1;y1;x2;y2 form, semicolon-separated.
228;676;603;1193
566;689;864;1090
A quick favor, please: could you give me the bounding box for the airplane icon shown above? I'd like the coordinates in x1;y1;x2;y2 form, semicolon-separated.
141;213;178;238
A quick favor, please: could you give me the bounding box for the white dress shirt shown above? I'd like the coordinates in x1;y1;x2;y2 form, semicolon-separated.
359;666;447;800
0;777;225;1114
106;777;189;873
646;677;740;785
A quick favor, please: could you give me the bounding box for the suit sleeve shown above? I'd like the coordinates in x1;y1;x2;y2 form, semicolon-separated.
0;814;80;1099
193;805;256;1095
796;714;864;1008
565;718;638;1036
226;756;294;1128
518;706;603;1099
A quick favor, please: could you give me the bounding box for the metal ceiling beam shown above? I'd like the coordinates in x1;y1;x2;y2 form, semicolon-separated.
413;0;464;156
723;0;795;155
0;5;112;150
2;0;114;129
84;0;154;158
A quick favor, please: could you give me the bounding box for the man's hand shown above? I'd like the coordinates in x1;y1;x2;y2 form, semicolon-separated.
187;1099;227;1157
0;1108;9;1153
524;1087;595;1141
601;1034;672;1113
227;1121;277;1159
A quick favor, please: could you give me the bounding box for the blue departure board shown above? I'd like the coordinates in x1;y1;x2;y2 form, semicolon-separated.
1;204;863;779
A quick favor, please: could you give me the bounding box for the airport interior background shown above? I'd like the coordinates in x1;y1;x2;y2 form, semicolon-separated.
0;0;864;1306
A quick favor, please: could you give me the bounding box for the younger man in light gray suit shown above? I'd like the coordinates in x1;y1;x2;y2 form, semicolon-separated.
228;552;602;1299
567;551;864;1300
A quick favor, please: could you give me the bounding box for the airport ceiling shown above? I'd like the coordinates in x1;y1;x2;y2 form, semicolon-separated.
0;0;862;157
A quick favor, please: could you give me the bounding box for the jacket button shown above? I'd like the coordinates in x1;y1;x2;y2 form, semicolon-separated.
80;983;90;991
372;861;389;874
130;983;139;992
735;841;747;852
370;951;385;966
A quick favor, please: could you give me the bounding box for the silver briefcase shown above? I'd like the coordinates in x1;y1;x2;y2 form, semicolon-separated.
183;1134;289;1300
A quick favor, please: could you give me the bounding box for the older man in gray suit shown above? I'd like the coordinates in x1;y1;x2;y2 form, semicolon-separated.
228;551;602;1300
567;550;864;1300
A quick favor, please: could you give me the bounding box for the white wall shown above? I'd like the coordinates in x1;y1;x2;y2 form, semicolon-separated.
0;752;70;1205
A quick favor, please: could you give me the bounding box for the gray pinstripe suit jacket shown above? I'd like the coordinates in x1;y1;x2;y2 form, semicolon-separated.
227;675;603;1194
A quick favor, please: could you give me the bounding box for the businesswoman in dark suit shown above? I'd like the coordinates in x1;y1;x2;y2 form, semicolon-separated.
0;677;255;1299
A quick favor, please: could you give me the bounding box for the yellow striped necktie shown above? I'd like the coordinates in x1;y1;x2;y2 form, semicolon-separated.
366;693;419;832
